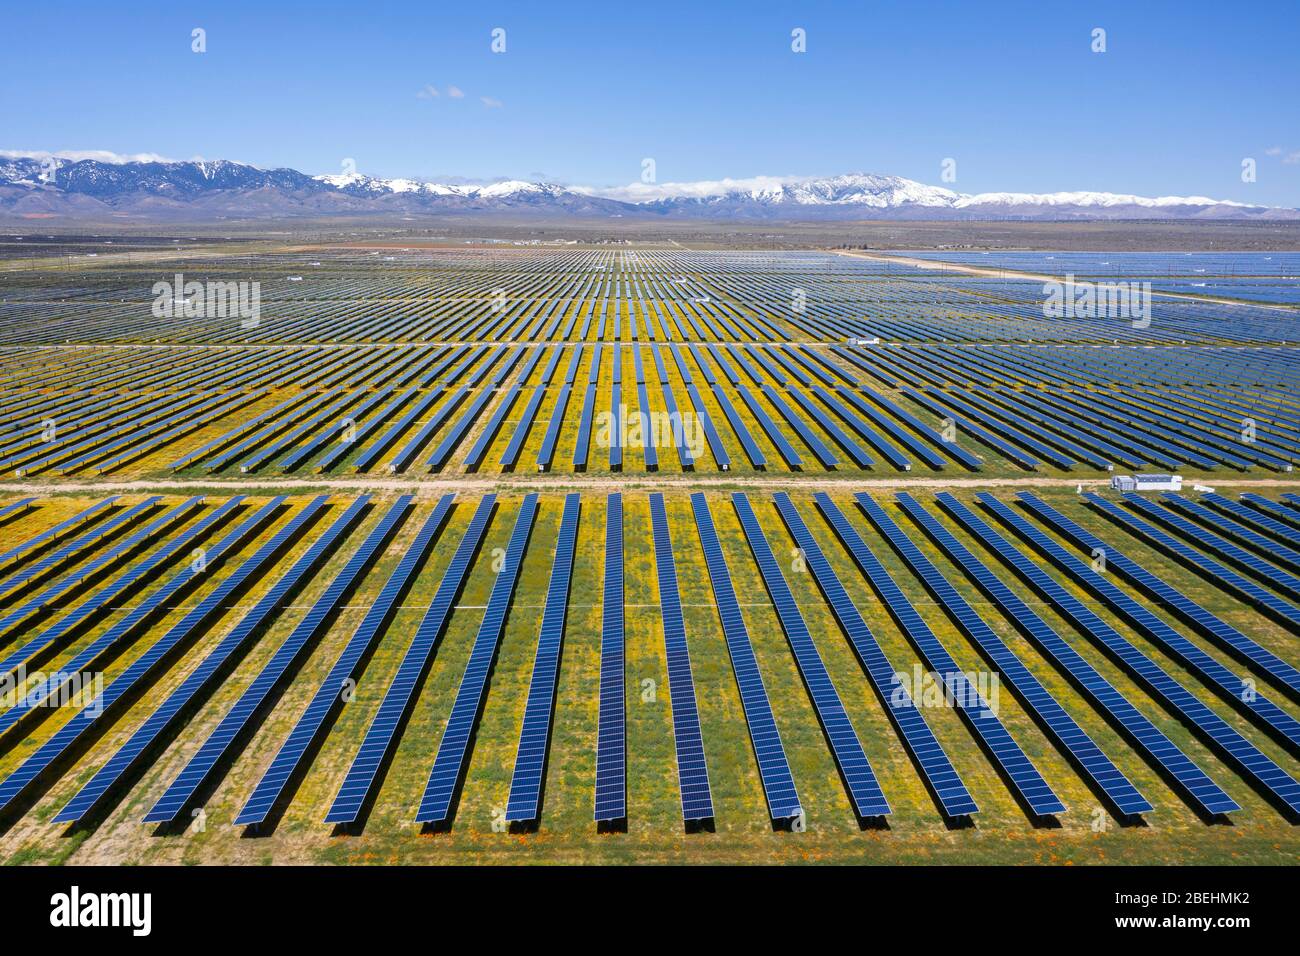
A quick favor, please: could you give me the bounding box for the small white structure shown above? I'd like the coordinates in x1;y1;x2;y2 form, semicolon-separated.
1111;473;1183;493
847;337;881;346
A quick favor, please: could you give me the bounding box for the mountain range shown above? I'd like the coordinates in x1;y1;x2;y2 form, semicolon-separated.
2;156;1295;223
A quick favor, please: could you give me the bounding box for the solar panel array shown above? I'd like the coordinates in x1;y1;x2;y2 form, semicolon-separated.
0;495;1297;833
593;493;627;822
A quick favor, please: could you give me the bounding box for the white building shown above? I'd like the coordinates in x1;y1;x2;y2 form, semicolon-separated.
1110;473;1183;492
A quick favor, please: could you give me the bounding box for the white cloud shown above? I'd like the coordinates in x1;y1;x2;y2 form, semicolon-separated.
416;85;439;99
446;85;464;99
1265;146;1283;156
572;174;793;202
0;148;175;164
481;96;503;109
1284;151;1300;165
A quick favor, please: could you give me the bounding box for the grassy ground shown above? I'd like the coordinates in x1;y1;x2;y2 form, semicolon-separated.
0;486;1296;865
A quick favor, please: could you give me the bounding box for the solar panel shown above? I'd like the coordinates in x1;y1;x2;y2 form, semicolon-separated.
5;496;303;819
1086;493;1300;635
1162;494;1300;573
55;495;359;823
971;492;1300;811
352;386;446;472
809;386;910;470
1240;493;1300;532
683;384;732;470
894;491;1241;817
708;384;768;468
773;494;978;818
417;494;539;824
648;493;714;822
234;494;456;827
324;493;496;825
759;385;838;468
734;493;890;818
535;383;573;471
856;493;1149;816
499;384;547;469
0;496;177;640
594;493;626;822
635;381;658;471
425;386;494;470
0;496;227;729
144;496;409;824
1200;492;1300;552
783;387;872;467
1019;493;1300;702
815;493;1064;816
0;498;35;526
0;496;155;604
935;492;1274;816
609;381;623;470
690;493;801;821
1122;493;1300;600
464;384;521;470
573;384;598;470
277;387;395;472
505;493;581;822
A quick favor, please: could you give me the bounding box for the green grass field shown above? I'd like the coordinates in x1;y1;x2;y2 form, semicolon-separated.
1;486;1296;865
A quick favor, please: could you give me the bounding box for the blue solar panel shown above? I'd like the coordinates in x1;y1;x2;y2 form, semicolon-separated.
856;493;1150;816
938;491;1292;815
809;386;910;470
684;384;732;470
594;493;626;822
464;384;521;470
0;496;227;729
1019;493;1300;703
505;494;581;822
499;384;547;470
648;493;714;822
58;495;359;824
734;493;889;818
535;383;572;471
759;385;838;468
0;496;178;643
1123;493;1300;600
0;496;157;605
773;495;977;818
417;494;539;824
143;496;408;824
351;387;446;472
708;384;768;468
972;492;1300;812
324;494;496;825
783;387;872;467
690;493;801;820
234;494;456;827
1240;493;1300;532
816;493;1064;816
895;492;1239;817
1199;492;1300;553
5;496;303;819
1087;493;1300;635
573;384;598;470
1163;494;1300;574
0;498;35;525
609;381;623;470
425;386;493;471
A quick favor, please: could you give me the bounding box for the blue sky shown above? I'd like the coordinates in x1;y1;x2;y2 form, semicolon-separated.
2;0;1298;204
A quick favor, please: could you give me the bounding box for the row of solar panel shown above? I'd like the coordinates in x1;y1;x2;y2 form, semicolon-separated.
0;489;1297;830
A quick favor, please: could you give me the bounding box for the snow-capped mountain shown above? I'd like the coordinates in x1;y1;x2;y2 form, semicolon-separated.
1;156;1293;222
632;173;1283;220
